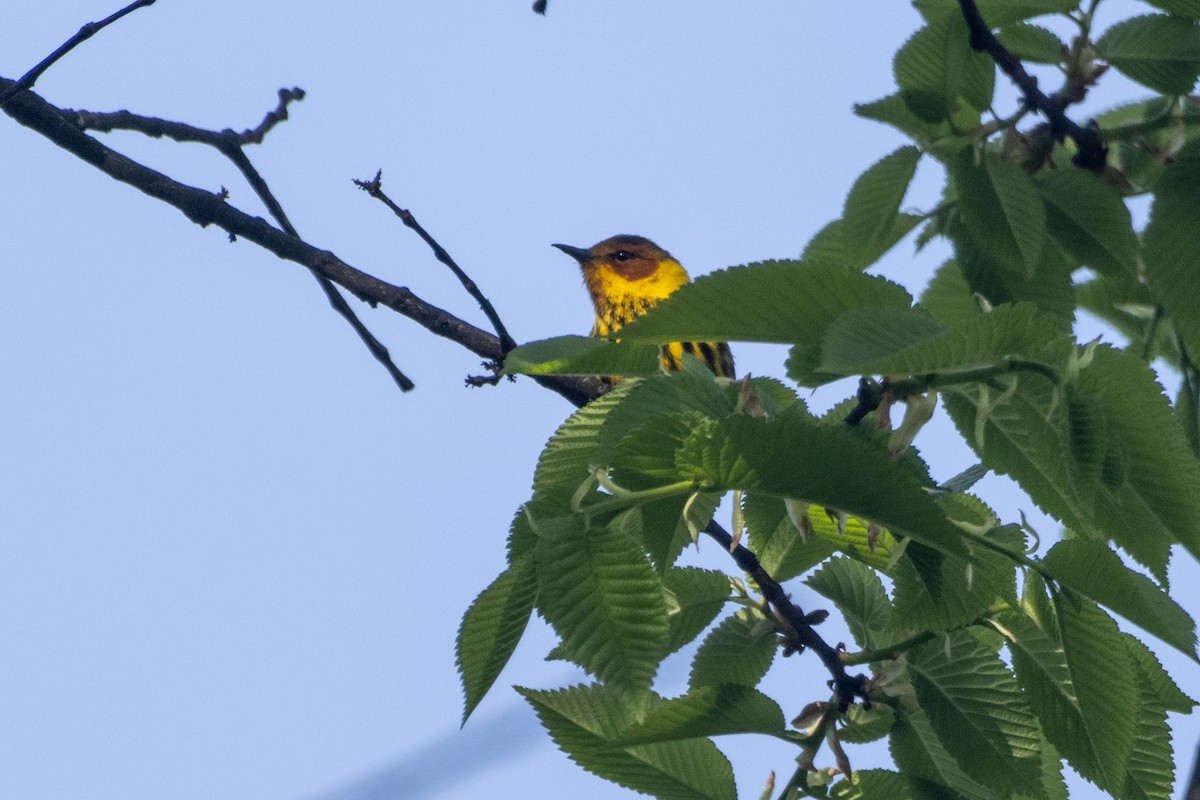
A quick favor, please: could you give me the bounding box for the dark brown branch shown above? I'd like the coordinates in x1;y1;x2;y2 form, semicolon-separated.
355;171;519;355
702;520;867;711
956;0;1107;172
67;87;307;147
0;74;604;406
0;0;157;105
68;89;413;392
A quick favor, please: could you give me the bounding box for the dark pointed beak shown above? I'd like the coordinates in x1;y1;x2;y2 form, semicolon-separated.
552;243;590;262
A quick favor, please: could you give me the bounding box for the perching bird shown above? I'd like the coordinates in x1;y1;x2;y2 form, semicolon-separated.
553;235;735;378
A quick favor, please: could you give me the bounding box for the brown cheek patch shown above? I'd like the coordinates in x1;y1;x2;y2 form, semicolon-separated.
611;257;660;281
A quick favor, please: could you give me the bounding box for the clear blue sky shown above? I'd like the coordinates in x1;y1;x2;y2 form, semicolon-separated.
2;2;1195;798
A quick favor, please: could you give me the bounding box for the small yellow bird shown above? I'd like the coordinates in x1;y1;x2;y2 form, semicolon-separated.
553;235;735;378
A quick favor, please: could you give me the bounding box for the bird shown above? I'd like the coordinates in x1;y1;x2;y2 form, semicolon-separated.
553;235;735;378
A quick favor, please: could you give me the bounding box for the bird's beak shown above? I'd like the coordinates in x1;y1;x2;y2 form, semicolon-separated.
552;243;590;262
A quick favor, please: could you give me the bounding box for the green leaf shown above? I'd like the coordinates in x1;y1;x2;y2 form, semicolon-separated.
614;260;913;346
841;146;923;269
1144;138;1200;364
839;703;896;744
661;567;731;656
818;302;1063;378
743;493;836;581
503;334;661;376
1095;14;1200;95
1123;656;1176;800
597;366;733;466
747;495;898;576
996;22;1063;63
675;415;968;556
1040;537;1197;659
953;149;1048;277
894;15;994;123
535;516;668;697
616;684;786;744
532;381;635;508
518;683;736;800
456;553;538;724
627;490;722;573
919;259;983;325
1038;168;1139;278
689;608;777;689
830;769;949;799
1141;0;1200;17
891;527;1019;631
908;629;1043;793
1075;276;1177;366
1051;594;1138;791
1125;635;1195;713
805;557;895;650
890;708;1001;800
854;92;952;144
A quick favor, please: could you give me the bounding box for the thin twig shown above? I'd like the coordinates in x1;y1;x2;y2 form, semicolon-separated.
956;0;1107;171
67;88;413;392
355;171;519;354
1;74;606;406
68;87;307;147
0;0;157;105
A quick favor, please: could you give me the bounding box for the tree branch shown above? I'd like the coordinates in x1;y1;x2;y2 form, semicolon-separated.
0;74;603;406
355;170;519;354
956;0;1107;171
0;0;157;105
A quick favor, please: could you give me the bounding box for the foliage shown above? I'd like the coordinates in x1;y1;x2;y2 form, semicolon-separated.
459;1;1200;797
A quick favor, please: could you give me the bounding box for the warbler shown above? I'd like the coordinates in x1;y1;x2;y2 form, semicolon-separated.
553;235;735;378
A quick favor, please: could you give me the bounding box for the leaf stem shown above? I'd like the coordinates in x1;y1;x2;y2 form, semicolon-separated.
580;479;700;516
885;357;1061;398
842;630;937;666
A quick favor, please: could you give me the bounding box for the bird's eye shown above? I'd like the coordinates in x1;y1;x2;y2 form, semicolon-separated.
612;250;633;262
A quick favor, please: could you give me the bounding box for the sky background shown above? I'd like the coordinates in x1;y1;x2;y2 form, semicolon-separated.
2;1;1197;798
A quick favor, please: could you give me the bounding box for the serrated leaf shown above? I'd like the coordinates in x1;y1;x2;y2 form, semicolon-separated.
613;260;913;346
890;709;1000;800
1095;14;1200;95
1040;537;1197;658
1125;635;1195;713
839;703;896;744
894;15;995;123
1123;656;1176;800
532;381;635;509
617;684;786;744
1075;276;1177;366
598;366;733;466
997;22;1063;63
629;490;722;574
535;516;668;697
841;146;923;269
661;567;731;656
830;768;948;799
611;411;715;491
819;302;1063;378
504;334;661;376
1051;594;1138;791
743;493;837;581
1144;138;1200;365
674;415;968;555
919;258;983;325
689;608;777;689
854;92;952;144
891;527;1019;631
518;683;736;800
908;629;1043;793
1141;0;1200;17
456;553;538;723
954;150;1048;277
1038;168;1139;278
805;557;895;650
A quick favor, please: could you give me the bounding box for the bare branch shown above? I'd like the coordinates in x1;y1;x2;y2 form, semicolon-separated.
356;171;519;354
0;0;157;105
68;88;413;392
956;0;1107;171
0;74;603;406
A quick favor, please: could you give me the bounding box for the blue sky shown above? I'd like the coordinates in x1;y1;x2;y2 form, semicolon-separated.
3;1;1197;798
